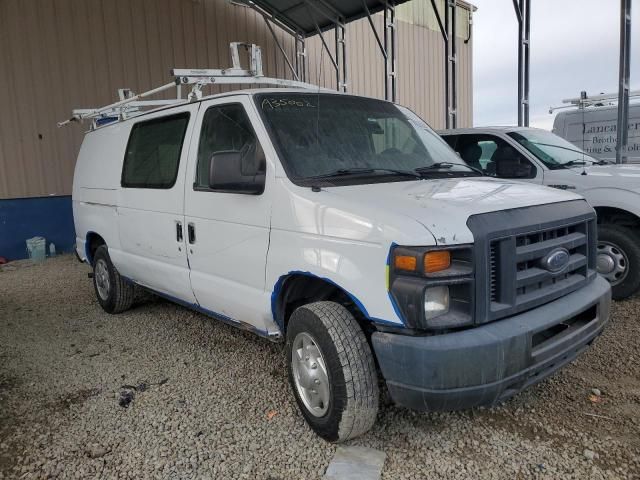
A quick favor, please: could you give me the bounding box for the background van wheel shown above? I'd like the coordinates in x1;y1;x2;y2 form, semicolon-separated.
597;224;640;300
92;245;135;313
286;301;379;442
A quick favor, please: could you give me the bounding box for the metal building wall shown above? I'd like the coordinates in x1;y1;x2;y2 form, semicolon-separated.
0;0;472;200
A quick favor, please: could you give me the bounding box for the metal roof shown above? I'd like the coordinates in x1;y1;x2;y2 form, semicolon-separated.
244;0;413;37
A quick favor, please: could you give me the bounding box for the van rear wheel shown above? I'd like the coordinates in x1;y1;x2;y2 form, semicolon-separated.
286;301;379;442
92;245;135;313
597;224;640;300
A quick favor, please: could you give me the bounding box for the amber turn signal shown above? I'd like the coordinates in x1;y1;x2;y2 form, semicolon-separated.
394;255;417;271
424;251;451;273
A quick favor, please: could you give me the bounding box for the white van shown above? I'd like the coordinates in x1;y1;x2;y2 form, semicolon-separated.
552;103;640;163
440;126;640;300
72;88;611;442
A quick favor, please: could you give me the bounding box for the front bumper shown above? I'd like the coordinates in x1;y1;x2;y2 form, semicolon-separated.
372;275;611;412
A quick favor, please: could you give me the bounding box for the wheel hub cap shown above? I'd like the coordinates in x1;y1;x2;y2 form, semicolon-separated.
95;259;111;300
597;242;628;286
291;332;330;417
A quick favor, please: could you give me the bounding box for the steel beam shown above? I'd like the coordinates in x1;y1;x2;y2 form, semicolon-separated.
364;1;397;101
449;0;457;128
431;0;458;128
264;17;300;81
513;0;530;126
616;0;632;164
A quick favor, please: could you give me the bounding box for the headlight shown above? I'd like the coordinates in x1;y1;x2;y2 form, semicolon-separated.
388;245;474;330
424;286;450;319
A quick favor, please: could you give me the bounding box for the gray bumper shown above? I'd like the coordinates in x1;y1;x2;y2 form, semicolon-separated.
372;276;611;412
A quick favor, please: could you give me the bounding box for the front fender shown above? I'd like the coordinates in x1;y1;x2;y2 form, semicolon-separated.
266;231;403;327
581;187;640;217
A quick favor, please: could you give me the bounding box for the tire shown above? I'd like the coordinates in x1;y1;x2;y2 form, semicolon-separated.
597;224;640;300
92;245;135;313
286;301;379;442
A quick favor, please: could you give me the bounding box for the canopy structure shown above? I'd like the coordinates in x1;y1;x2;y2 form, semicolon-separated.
245;0;412;36
242;0;472;127
241;0;417;103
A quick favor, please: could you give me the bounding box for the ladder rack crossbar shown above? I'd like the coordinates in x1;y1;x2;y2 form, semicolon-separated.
58;43;326;129
58;75;323;128
550;89;640;113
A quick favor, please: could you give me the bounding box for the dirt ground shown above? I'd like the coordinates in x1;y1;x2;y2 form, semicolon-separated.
1;255;639;479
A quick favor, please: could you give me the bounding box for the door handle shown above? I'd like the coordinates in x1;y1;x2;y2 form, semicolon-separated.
176;221;183;242
188;222;196;244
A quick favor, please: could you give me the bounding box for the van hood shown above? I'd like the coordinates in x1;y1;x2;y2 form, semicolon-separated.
544;163;640;190
325;177;583;245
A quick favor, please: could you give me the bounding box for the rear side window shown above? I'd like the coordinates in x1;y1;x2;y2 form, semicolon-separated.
122;113;190;188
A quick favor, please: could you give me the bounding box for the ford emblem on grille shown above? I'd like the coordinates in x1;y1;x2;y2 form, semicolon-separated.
541;248;571;272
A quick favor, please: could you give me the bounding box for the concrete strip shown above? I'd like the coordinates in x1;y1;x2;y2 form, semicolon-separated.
324;446;386;480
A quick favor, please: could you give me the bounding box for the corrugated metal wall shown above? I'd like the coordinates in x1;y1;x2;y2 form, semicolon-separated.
0;0;472;200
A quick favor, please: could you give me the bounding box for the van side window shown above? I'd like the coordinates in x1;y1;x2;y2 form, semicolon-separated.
195;104;261;190
122;113;190;189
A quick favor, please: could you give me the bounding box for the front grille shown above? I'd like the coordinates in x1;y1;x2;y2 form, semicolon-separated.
488;218;596;321
467;200;598;325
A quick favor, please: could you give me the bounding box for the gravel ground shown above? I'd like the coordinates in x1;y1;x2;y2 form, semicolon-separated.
1;255;639;479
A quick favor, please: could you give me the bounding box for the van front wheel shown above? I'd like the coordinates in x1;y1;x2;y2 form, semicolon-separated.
597;224;640;300
286;302;379;442
92;245;135;313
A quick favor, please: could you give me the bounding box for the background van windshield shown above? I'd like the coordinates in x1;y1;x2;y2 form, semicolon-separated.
508;129;600;168
257;93;467;184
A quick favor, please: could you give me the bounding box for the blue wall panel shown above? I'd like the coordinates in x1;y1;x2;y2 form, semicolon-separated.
0;196;75;261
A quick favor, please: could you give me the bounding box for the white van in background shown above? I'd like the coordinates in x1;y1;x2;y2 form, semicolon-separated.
440;126;640;300
552;103;640;163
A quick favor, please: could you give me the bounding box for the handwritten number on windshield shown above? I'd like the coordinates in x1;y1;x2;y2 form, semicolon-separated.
261;98;317;110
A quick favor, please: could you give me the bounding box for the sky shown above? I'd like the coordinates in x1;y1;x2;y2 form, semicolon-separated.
472;0;640;130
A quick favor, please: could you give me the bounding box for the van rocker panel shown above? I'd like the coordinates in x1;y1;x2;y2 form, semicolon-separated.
372;275;611;412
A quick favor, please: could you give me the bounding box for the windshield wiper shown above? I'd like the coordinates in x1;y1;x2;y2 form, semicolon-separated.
415;162;483;175
565;160;588;166
306;167;422;180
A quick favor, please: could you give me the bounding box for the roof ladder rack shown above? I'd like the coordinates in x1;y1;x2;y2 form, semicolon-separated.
549;89;640;113
58;42;323;130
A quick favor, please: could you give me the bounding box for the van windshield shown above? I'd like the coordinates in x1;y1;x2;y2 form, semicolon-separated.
508;129;604;169
256;93;476;186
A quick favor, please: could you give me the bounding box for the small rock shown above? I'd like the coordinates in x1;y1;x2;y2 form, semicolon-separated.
583;449;599;461
591;388;602;396
86;445;109;459
118;390;134;408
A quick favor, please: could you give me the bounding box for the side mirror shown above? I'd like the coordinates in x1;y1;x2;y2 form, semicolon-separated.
209;143;265;194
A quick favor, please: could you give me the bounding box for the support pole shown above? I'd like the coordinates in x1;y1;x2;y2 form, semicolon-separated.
523;0;530;126
339;23;347;92
295;35;307;82
334;23;347;92
616;0;632;164
444;2;451;128
449;0;457;128
388;2;397;102
384;6;390;100
513;0;530;126
364;0;396;101
431;0;456;128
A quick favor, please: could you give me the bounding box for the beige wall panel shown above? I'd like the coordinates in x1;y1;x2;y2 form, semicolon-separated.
0;0;473;199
